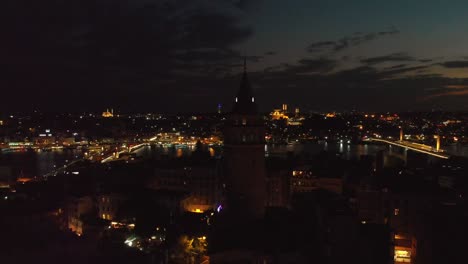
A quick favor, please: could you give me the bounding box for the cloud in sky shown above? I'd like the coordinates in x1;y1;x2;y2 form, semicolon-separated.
421;88;468;101
444;85;468;89
307;29;400;54
249;44;468;111
1;0;467;112
1;0;261;111
360;53;414;65
439;61;468;68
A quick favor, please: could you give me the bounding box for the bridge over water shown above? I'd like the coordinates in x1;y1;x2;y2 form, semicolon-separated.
366;138;450;160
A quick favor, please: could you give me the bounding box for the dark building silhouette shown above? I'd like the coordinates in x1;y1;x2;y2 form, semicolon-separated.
223;59;266;218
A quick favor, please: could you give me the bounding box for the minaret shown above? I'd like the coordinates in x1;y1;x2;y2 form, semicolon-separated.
223;58;266;218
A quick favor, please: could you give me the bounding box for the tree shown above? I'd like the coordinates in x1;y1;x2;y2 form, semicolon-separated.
171;235;207;264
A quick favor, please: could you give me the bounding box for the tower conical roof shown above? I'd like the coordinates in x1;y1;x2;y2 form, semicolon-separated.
232;58;257;114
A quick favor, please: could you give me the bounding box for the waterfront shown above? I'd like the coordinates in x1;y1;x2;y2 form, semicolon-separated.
0;149;82;179
1;142;467;179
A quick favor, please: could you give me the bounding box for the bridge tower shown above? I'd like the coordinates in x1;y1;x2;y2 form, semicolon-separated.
434;135;440;152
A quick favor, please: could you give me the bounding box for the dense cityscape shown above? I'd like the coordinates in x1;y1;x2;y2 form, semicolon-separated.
1;68;468;263
3;1;468;264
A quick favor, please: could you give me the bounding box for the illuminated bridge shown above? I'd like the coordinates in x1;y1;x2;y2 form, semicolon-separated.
101;142;150;163
366;138;450;160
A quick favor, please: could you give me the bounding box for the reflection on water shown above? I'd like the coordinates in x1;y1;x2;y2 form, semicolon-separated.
0;149;82;178
1;142;467;178
265;142;386;160
134;144;198;158
266;142;468;160
134;144;224;160
445;144;468;157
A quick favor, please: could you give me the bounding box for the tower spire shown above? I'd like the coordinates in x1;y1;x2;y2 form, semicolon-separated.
233;57;257;114
243;56;247;73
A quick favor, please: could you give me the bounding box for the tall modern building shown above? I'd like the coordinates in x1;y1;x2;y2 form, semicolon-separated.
223;60;266;219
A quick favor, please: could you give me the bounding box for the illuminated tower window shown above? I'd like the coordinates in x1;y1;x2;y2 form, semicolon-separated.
394;208;400;216
242;118;247;125
235;97;238;102
251;97;255;102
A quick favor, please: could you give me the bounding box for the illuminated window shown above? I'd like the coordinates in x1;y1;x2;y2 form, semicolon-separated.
242;118;247;125
251;97;255;102
242;135;246;142
394;234;405;240
102;214;106;219
394;208;400;216
394;249;411;262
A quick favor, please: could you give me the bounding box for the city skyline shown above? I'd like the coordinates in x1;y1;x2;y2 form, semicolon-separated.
3;0;468;113
1;26;468;262
2;2;468;263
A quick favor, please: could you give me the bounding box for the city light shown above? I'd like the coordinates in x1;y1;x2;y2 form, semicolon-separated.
368;138;450;159
2;3;468;264
124;237;137;247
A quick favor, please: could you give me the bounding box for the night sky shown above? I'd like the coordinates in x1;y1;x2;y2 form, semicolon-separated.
3;0;468;113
